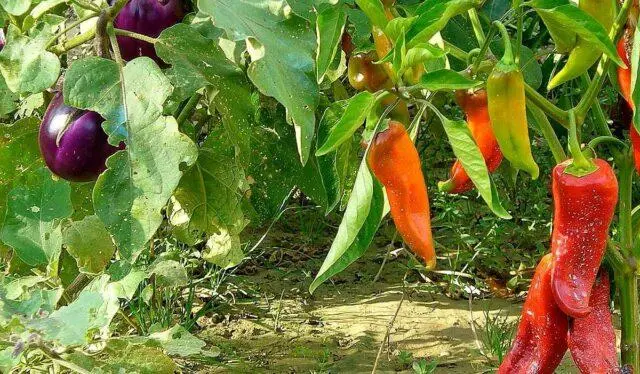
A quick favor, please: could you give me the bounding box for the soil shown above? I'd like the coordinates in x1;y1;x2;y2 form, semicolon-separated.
188;248;589;373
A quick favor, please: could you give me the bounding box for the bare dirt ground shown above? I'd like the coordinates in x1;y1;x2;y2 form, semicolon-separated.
188;248;589;373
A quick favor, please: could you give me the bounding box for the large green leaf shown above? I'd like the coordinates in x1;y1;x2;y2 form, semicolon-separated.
406;0;483;47
0;117;41;253
0;167;72;266
316;5;347;83
66;58;199;259
309;163;385;293
63;216;115;274
418;69;482;91
0;25;60;94
436;115;511;219
529;0;622;66
0;0;30;16
28;290;105;346
172;127;248;237
198;0;318;165
315;92;376;156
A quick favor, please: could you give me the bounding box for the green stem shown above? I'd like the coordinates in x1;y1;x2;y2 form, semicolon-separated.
471;26;496;74
618;151;635;257
524;83;569;127
618;270;639;370
580;75;613;137
575;0;634;118
588;136;628;150
177;94;201;126
49;27;96;54
69;0;100;12
566;110;593;169
493;21;514;65
443;41;469;62
108;0;129;17
527;101;566;163
514;0;523;66
45;12;99;49
468;8;485;46
114;28;157;44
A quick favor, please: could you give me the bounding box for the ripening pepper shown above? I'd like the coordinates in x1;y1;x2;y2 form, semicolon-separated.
373;25;397;83
367;121;436;269
341;31;355;58
550;158;618;317
568;271;621;374
487;22;539;179
547;0;616;89
439;89;503;194
616;36;640;174
348;52;391;92
498;253;568;374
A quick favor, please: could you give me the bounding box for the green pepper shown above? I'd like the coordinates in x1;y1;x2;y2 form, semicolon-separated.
486;22;539;179
547;0;616;89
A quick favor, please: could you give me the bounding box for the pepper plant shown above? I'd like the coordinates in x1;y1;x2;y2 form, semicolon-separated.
0;0;638;372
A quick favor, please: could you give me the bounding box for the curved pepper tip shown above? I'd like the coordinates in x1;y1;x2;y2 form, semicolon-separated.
437;179;455;193
551;279;593;318
424;256;437;270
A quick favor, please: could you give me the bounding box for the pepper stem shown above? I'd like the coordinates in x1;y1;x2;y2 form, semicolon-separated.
564;110;597;176
493;21;514;66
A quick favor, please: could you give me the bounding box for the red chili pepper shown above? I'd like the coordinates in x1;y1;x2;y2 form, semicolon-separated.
498;253;568;374
616;37;640;174
367;121;436;269
551;159;618;318
439;89;503;194
568;271;621;374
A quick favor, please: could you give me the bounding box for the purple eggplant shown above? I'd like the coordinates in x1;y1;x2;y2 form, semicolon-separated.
112;0;185;63
39;93;123;182
0;29;5;51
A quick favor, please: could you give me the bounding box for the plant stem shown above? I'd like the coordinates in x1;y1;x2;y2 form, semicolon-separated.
566;110;592;170
49;28;96;55
619;151;635;256
580;75;613;137
493;21;514;65
514;0;523;66
527;101;566;163
575;0;633;118
468;8;485;46
471;26;496;74
177;93;201;126
114;28;157;44
69;0;100;12
524;83;569;126
443;41;469;62
618;270;639;370
615;147;639;369
46;11;99;49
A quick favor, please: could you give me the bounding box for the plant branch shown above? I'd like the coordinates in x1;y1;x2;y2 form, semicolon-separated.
524;83;569;126
527;100;566;163
114;28;157;44
443;41;469;62
46;11;99;49
514;0;523;65
177;93;202;126
468;8;485;46
69;0;100;12
49;28;96;55
575;0;634;118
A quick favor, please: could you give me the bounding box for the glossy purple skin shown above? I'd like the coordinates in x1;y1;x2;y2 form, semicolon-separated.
0;29;5;50
39;93;123;182
113;0;185;63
